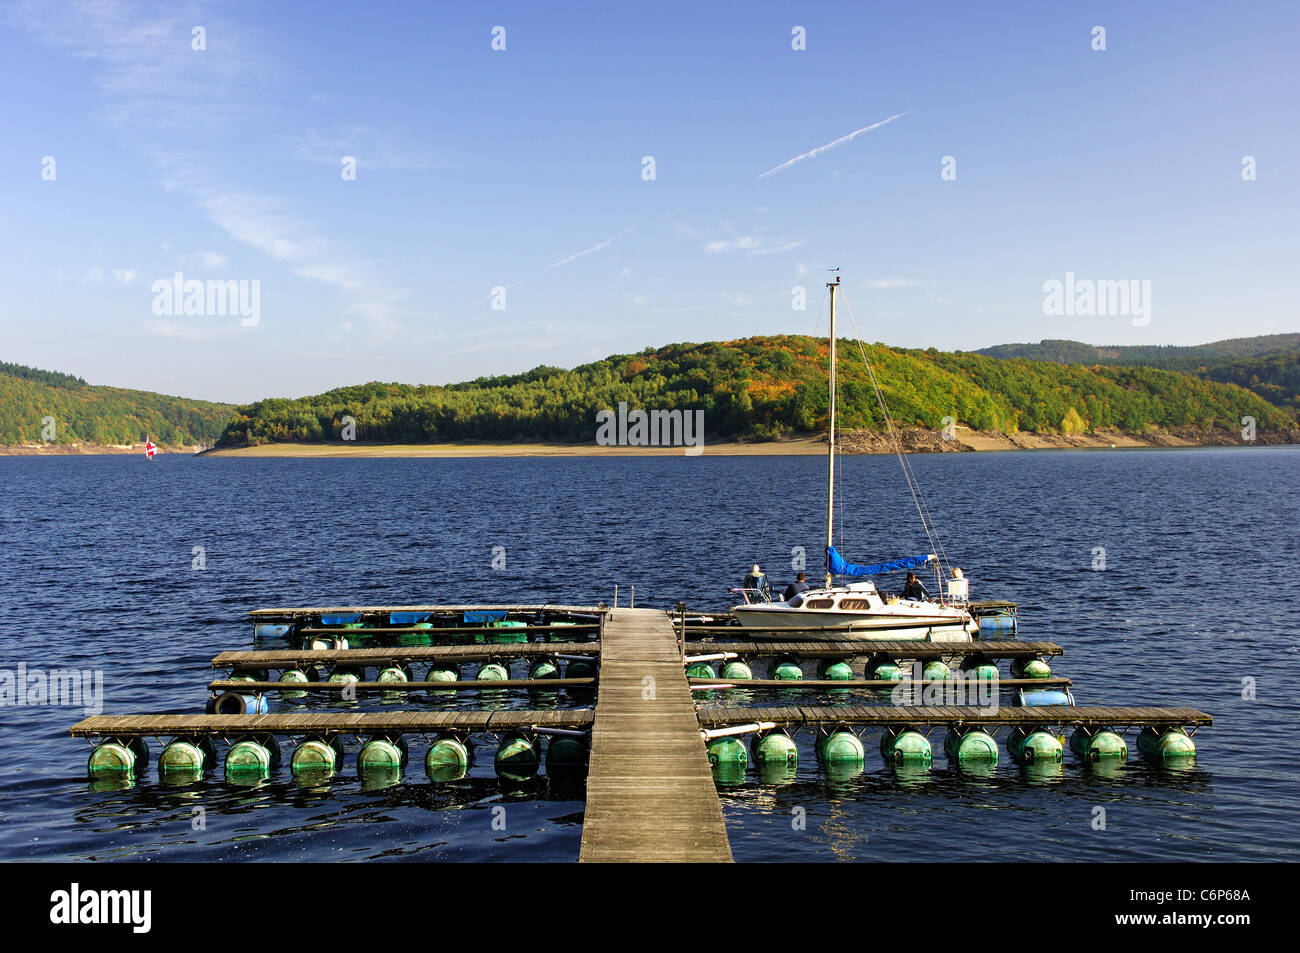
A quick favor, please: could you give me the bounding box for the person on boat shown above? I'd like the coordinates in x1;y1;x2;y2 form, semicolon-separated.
901;572;928;600
782;572;811;602
743;564;772;601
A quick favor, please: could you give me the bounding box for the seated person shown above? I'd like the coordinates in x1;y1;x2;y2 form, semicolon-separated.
742;564;772;601
901;571;928;601
782;572;812;602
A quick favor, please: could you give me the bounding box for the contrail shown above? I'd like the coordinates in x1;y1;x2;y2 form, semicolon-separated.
544;227;634;270
758;111;911;179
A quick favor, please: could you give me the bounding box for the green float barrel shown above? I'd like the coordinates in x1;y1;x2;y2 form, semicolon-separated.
944;729;999;765
1009;728;1063;764
306;635;348;651
1011;657;1052;679
426;665;459;684
545;736;588;770
291;738;342;782
495;733;540;779
720;659;753;680
706;737;748;767
818;660;854;681
158;739;209;777
226;739;275;777
565;658;597;679
921;660;951;682
752;732;798;766
685;661;716;679
881;730;932;765
358;737;406;774
873;662;903;681
816;730;865;764
426;735;471;781
1086;730;1128;761
960;656;998;678
278;668;310;698
1138;727;1196;762
771;659;803;680
1022;732;1064;764
328;668;360;685
529;659;560;680
88;740;139;776
377;666;408;683
476;662;509;682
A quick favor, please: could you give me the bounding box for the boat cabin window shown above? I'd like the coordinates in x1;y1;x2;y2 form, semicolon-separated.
804;599;834;609
837;599;872;610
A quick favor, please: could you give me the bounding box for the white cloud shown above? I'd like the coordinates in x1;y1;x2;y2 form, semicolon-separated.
704;235;802;256
112;268;136;285
9;2;409;341
291;127;440;171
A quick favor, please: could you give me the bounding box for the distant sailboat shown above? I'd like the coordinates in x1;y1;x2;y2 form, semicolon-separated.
730;274;976;642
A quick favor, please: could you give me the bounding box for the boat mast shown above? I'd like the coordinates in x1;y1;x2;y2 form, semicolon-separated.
825;271;840;589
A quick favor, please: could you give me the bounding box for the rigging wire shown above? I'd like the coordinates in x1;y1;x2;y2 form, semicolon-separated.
836;288;954;581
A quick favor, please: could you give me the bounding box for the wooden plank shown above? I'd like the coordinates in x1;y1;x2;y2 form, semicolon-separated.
212;643;600;668
684;640;1062;658
296;624;598;635
208;678;595;692
693;706;1212;729
687;677;1072;689
68;711;595;738
248;603;606;618
580;609;731;863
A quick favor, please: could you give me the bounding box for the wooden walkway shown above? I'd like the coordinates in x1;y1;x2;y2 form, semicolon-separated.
579;608;732;863
683;640;1061;658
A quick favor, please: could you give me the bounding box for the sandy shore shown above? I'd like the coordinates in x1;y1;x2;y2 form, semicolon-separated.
194;425;1285;459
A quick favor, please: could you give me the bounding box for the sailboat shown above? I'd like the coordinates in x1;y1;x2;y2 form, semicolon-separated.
730;274;977;642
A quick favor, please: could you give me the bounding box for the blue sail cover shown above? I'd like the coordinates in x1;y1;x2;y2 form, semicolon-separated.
826;546;933;578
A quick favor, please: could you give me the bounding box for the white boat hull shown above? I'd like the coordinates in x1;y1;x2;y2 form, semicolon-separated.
731;607;975;642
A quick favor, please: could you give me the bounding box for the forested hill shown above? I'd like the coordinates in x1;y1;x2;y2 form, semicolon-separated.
0;362;235;446
975;335;1300;409
974;334;1300;370
215;335;1295;447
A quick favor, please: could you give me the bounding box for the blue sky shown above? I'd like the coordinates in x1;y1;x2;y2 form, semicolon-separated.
1;1;1296;403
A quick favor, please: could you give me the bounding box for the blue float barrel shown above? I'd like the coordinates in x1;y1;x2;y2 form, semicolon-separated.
978;613;1016;635
1017;688;1074;707
212;691;269;715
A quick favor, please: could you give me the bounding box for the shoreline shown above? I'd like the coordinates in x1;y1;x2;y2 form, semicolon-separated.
3;427;1293;459
191;425;1291;458
0;443;203;456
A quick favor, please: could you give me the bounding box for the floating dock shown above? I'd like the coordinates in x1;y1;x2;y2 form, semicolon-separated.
68;601;1213;863
580;608;731;862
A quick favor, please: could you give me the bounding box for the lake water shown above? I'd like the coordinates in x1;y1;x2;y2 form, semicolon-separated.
1;447;1296;862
